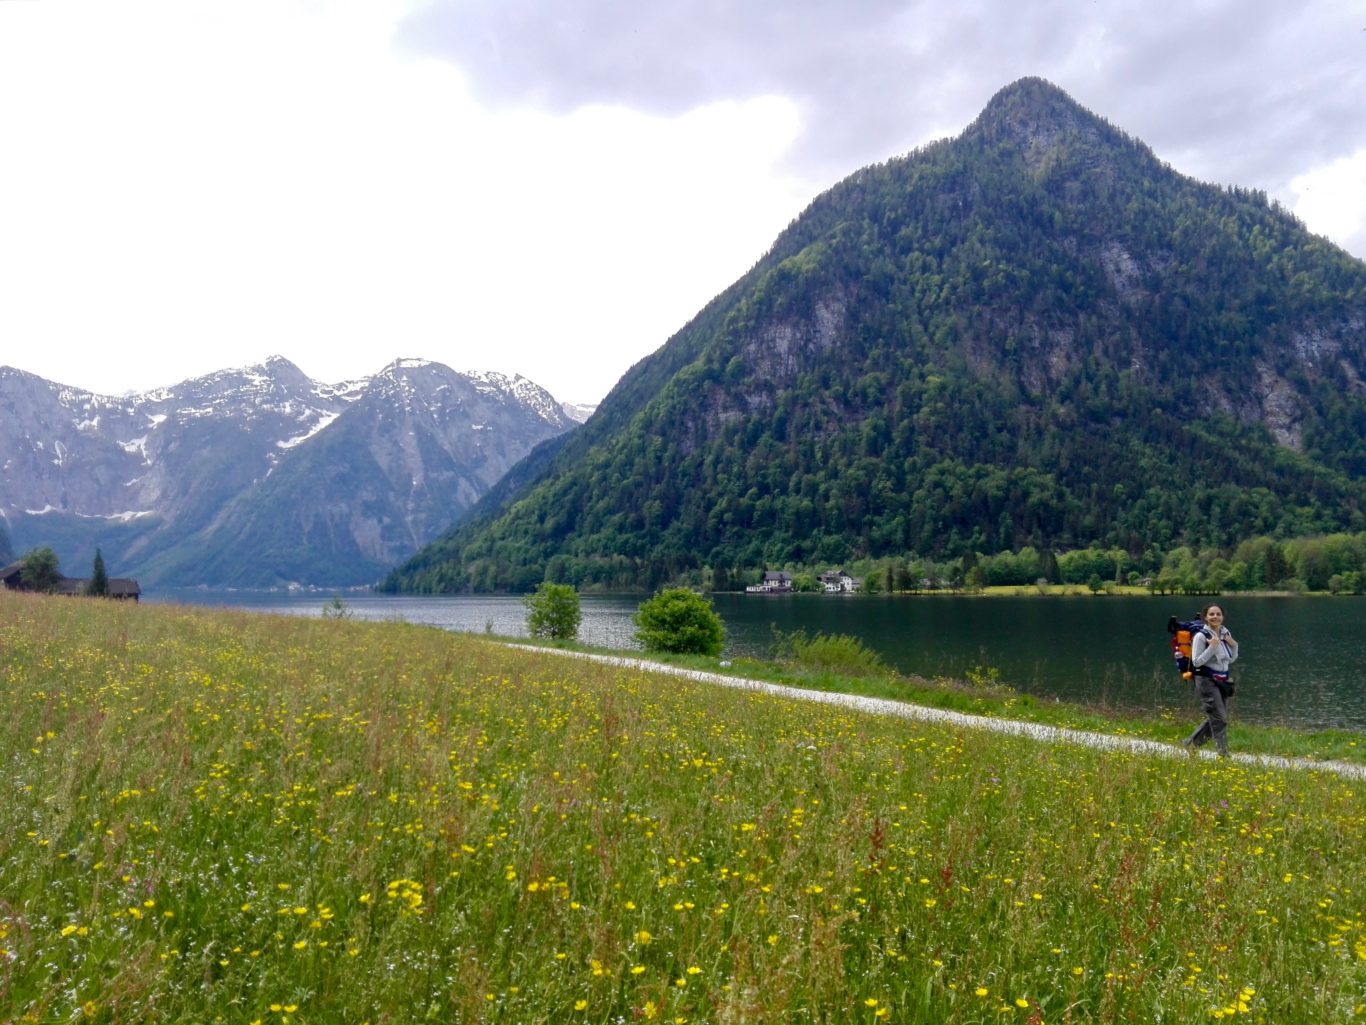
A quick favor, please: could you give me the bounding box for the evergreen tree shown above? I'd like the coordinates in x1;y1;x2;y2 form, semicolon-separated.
321;595;353;619
87;548;110;597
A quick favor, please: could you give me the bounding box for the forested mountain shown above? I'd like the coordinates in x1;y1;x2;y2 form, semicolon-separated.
383;77;1366;593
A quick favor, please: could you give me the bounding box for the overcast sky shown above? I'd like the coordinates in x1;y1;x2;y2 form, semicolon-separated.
2;0;1363;405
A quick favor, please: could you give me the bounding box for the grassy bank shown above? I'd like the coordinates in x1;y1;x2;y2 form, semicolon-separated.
512;641;1366;768
2;591;1364;1024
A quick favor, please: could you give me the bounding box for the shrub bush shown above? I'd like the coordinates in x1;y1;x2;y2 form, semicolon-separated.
634;588;724;656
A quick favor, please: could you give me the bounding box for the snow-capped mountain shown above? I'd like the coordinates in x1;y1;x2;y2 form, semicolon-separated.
0;357;577;587
560;401;598;423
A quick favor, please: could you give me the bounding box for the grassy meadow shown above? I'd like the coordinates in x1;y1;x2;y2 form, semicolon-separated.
1;590;1363;1024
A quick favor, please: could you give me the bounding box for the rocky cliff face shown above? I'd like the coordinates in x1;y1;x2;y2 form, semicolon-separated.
1;357;576;587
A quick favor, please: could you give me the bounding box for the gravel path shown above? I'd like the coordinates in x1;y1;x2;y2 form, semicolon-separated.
516;646;1366;783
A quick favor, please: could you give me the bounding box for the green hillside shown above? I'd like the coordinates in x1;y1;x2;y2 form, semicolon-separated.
384;78;1366;593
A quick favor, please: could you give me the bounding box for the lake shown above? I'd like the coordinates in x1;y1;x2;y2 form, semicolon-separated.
148;590;1366;734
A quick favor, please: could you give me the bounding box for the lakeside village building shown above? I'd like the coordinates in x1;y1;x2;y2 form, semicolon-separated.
1;562;141;601
746;570;863;594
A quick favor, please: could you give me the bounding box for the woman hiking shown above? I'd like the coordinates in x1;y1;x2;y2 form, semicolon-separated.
1183;603;1239;756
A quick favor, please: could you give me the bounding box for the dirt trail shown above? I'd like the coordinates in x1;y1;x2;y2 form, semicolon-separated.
516;646;1366;783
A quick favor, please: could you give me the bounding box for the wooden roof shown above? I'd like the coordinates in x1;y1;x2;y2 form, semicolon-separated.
52;576;142;597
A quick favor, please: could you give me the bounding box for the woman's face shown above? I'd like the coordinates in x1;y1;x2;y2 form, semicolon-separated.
1204;606;1225;628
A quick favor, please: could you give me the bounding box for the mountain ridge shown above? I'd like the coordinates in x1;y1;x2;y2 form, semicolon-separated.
1;356;583;587
383;77;1366;593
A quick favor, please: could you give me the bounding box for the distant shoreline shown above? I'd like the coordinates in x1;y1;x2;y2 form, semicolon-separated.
144;585;1348;600
722;586;1336;599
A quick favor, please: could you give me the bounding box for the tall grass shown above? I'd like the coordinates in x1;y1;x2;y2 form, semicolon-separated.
2;590;1363;1023
770;628;893;678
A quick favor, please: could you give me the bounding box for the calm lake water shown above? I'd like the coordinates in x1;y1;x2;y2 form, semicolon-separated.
149;590;1366;734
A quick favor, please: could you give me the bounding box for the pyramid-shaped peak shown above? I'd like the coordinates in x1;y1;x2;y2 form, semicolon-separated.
970;78;1101;136
964;77;1144;175
985;77;1082;113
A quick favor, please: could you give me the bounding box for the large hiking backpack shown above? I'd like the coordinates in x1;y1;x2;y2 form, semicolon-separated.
1167;615;1203;680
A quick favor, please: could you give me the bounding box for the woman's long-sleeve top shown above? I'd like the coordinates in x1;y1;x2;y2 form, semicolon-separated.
1191;627;1239;674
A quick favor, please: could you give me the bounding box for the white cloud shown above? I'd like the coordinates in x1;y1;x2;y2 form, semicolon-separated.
0;0;806;402
0;0;1363;405
1291;148;1366;256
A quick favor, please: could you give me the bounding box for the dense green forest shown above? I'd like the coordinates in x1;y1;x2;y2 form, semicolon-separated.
383;79;1366;595
664;531;1366;597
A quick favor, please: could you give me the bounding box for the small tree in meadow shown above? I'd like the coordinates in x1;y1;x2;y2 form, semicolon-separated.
634;588;724;657
87;548;110;597
524;582;581;641
321;595;353;619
